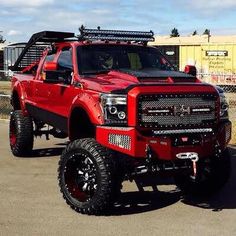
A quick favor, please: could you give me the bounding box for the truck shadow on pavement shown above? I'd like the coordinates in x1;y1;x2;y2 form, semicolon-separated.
29;142;68;158
26;144;236;215
112;146;236;215
181;146;236;212
30;147;65;158
112;188;181;216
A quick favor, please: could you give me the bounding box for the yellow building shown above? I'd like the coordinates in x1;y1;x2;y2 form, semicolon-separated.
151;35;236;86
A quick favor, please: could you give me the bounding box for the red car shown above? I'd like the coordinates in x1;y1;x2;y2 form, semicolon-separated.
9;28;231;215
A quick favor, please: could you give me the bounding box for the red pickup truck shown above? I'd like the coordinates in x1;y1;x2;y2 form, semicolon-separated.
9;28;231;215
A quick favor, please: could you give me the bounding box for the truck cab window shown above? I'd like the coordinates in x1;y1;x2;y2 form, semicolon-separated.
45;53;56;62
58;47;73;71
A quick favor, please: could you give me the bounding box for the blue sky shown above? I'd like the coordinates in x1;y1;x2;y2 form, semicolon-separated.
1;0;236;43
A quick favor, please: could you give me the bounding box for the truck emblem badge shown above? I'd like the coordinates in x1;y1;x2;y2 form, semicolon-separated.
173;105;191;117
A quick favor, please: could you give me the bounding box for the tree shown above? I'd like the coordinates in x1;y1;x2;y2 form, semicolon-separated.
192;30;197;36
0;32;6;43
203;29;210;36
170;28;180;37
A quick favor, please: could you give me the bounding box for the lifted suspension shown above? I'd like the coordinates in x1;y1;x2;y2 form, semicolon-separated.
131;145;192;178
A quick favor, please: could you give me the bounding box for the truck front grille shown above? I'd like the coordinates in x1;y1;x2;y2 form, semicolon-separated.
138;94;217;128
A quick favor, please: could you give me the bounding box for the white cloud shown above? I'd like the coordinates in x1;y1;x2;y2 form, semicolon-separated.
7;30;22;36
179;0;236;15
1;0;236;43
0;0;54;7
191;0;236;9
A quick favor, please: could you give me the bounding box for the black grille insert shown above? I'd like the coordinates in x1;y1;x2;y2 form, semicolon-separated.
138;93;218;128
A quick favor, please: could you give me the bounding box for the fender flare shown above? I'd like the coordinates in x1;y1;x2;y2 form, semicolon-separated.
11;79;27;113
68;93;104;137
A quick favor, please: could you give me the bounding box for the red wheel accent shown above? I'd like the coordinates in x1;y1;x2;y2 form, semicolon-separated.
58;139;116;215
63;152;97;202
9;110;34;157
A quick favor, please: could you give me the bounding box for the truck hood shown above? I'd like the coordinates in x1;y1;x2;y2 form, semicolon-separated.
80;68;201;93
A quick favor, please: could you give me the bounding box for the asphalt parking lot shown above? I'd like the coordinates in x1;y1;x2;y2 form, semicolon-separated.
1;120;236;236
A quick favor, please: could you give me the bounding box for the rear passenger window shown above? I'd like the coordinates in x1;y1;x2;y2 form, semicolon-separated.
45;53;55;62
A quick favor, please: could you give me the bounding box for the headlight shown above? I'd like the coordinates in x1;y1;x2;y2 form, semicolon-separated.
101;94;127;125
219;93;229;119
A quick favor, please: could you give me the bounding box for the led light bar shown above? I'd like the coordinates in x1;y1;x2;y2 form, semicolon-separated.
147;109;170;114
81;29;154;36
192;108;211;112
78;27;155;43
153;128;213;135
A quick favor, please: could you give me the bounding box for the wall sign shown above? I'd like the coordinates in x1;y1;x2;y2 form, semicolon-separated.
206;50;228;57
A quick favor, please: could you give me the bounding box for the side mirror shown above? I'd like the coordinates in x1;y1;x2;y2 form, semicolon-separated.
184;65;197;77
43;61;71;84
43;61;57;71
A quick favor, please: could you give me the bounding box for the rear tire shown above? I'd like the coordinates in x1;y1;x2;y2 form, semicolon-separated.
175;148;231;196
58;138;117;215
9;110;34;157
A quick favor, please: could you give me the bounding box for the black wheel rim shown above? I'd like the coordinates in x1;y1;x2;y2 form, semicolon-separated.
63;151;98;202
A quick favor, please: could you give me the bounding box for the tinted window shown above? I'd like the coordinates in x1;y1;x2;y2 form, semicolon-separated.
45;53;55;62
77;45;175;74
58;47;73;71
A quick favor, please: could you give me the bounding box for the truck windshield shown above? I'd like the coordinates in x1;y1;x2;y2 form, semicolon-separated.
77;44;175;75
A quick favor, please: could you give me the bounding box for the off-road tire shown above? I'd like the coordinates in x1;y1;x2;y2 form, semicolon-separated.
9;110;34;157
58;138;118;215
175;148;231;196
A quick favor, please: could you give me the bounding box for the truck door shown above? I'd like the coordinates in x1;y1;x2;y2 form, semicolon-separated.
25;51;52;112
48;46;78;118
28;47;78;132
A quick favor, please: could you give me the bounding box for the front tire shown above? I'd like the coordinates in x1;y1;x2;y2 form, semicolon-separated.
9;110;34;157
175;149;231;196
58;138;117;215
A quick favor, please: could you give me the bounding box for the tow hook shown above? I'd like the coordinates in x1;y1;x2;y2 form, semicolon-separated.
176;152;199;179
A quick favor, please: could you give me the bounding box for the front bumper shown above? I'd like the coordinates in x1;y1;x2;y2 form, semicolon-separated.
96;121;231;161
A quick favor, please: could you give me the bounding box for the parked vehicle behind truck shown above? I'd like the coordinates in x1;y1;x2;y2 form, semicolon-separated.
9;28;231;215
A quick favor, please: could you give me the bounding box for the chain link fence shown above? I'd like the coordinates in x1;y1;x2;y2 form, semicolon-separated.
226;93;236;144
0;71;11;81
198;73;236;93
0;77;11;119
0;94;11;119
